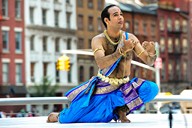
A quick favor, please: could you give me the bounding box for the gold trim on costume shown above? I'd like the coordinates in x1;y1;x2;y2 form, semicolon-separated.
67;77;95;101
126;97;143;110
95;85;119;94
137;78;145;85
97;71;129;86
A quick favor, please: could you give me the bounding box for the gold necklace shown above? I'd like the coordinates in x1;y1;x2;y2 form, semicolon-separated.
104;30;122;45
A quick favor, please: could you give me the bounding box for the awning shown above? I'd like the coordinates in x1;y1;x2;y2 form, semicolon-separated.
0;86;27;95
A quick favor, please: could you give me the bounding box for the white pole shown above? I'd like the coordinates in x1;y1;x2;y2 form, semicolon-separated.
155;42;162;114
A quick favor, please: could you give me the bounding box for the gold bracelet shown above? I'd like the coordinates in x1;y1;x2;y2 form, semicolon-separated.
137;50;145;57
118;48;126;57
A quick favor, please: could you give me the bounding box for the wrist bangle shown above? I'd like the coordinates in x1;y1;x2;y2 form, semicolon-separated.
137;50;145;57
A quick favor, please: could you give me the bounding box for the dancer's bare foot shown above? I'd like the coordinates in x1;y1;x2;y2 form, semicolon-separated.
47;112;59;123
118;110;131;123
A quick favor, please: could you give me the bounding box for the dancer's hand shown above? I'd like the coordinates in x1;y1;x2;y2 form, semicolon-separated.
123;38;138;53
142;41;156;55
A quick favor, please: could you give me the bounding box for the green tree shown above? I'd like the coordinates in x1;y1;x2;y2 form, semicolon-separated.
32;76;59;97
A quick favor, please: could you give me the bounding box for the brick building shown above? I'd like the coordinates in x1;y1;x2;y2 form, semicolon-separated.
76;0;105;83
0;0;26;112
158;0;190;94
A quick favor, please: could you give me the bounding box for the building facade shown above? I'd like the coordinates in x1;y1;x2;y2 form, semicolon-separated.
120;2;158;81
76;0;105;83
158;0;190;94
0;0;26;112
108;0;192;94
25;0;78;95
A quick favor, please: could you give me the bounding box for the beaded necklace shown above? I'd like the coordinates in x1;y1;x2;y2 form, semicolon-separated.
104;30;122;45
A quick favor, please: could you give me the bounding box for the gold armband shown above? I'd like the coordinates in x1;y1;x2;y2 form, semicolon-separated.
93;48;103;54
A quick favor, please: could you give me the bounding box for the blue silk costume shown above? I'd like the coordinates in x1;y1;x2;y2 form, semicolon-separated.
58;33;159;123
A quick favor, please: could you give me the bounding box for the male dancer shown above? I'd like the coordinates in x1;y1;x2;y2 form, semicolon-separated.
47;4;158;123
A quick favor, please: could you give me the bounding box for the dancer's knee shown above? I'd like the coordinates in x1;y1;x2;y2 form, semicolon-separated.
137;81;159;103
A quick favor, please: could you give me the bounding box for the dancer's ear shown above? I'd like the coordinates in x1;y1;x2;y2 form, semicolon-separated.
104;18;109;25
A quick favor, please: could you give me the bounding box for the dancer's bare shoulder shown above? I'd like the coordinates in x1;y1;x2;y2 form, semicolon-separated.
92;33;105;44
91;33;106;50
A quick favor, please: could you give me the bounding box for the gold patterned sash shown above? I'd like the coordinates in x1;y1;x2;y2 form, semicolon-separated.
97;71;129;86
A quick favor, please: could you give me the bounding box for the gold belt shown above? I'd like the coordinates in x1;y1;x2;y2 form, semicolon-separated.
97;72;129;86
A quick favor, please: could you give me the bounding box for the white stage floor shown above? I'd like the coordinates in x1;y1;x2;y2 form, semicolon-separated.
0;114;192;128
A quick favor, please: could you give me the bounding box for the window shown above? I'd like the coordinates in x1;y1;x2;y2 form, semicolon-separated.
67;38;71;49
30;7;34;24
167;18;172;31
143;22;147;34
2;63;9;84
16;63;22;83
77;0;83;7
175;38;180;53
15;32;22;52
88;0;93;9
30;63;35;82
174;19;180;31
88;16;94;31
182;38;188;53
54;0;60;3
161;61;166;81
151;23;156;35
15;0;21;18
77;15;83;30
42;9;47;25
125;21;130;32
66;12;71;29
2;0;8;17
79;66;84;82
176;60;181;80
88;39;92;49
2;31;9;52
67;65;72;83
55;37;60;52
78;38;84;49
159;18;164;31
97;0;102;10
43;63;48;77
182;20;187;33
30;35;35;51
66;0;70;4
168;38;173;53
54;10;59;27
160;37;165;52
89;66;94;78
142;69;147;78
42;36;48;52
97;18;102;32
183;61;187;80
168;61;173;80
56;64;60;83
134;21;139;34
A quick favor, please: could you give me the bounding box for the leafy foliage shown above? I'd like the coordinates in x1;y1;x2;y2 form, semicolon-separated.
31;76;59;97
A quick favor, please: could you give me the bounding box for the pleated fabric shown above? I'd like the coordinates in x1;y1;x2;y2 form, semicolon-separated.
58;77;159;123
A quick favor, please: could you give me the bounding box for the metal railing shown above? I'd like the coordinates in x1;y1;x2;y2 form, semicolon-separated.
0;95;191;106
